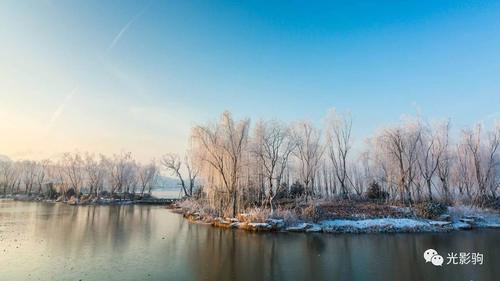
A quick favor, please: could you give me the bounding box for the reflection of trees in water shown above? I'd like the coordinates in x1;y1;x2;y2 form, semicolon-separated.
183;228;500;281
33;204;154;257
12;203;499;281
184;229;346;281
185;228;290;281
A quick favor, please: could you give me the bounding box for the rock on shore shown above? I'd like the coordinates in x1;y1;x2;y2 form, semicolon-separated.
180;209;500;234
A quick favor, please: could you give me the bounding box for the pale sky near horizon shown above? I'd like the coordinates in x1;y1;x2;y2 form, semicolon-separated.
1;0;499;162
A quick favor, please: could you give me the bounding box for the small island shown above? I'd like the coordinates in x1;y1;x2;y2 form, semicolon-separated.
169;111;499;234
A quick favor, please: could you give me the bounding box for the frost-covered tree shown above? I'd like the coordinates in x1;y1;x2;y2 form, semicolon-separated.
463;124;500;199
374;119;421;204
293;121;323;200
192;111;249;217
325;109;352;197
83;153;106;196
138;161;159;196
252;120;296;213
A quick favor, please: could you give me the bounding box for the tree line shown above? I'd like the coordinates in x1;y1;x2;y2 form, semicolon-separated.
1;110;498;213
186;111;499;217
0;152;164;200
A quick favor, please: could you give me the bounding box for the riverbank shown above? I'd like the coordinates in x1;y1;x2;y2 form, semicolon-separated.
1;194;177;206
175;200;500;234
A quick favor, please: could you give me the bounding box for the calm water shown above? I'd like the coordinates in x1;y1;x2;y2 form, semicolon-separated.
0;200;498;281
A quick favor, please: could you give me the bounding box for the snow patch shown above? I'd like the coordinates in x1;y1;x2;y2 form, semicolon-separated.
452;221;472;230
321;218;429;229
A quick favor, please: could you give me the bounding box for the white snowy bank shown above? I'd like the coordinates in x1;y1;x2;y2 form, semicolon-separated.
320;218;434;233
181;205;500;233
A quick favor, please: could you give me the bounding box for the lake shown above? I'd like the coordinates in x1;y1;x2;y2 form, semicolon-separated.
0;200;498;281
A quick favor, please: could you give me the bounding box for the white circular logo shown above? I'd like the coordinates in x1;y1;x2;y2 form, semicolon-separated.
424;249;443;266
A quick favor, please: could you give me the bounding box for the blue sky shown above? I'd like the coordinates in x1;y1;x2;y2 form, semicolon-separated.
1;0;499;160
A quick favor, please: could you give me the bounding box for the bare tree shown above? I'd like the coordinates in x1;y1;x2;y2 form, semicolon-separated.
192;111;249;217
417;121;449;201
108;152;134;196
253;120;296;213
436;121;451;201
0;161;15;196
455;143;474;199
326;110;352;197
125;162;138;194
138;161;159;196
22;160;37;195
161;153;198;197
463;124;500;199
377;120;421;205
84;153;106;197
293;121;323;200
36;159;51;194
61;152;84;199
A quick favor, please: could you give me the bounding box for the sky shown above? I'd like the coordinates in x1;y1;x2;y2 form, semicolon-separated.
1;0;499;162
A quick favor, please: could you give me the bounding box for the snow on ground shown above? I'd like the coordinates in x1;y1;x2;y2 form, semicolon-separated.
451;221;472;230
320;218;430;230
286;223;310;232
448;206;500;228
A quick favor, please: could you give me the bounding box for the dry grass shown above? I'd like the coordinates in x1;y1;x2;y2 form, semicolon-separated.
237;207;270;223
316;200;408;219
178;197;411;224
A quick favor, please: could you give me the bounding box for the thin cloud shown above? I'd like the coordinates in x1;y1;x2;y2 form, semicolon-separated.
47;87;78;130
107;3;150;52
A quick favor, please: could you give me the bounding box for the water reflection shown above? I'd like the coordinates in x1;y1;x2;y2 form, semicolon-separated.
30;204;155;257
184;218;499;281
0;200;498;281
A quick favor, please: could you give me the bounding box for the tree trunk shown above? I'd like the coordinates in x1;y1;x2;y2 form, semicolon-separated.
426;179;433;201
232;189;237;218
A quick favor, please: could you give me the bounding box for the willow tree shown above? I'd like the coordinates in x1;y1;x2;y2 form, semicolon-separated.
192;111;249;217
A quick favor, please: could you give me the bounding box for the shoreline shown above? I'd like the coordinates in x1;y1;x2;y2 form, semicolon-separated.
3;196;499;233
176;206;500;234
1;194;178;206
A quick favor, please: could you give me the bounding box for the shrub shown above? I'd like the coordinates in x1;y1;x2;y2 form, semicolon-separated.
414;201;448;219
45;184;59;199
273;183;288;200
301;203;326;222
474;195;500;209
241;208;270;223
272;208;299;225
366;181;388;200
65;188;76;198
289;181;305;198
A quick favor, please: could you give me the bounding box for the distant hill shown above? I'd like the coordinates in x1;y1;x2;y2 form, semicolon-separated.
156;175;181;189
